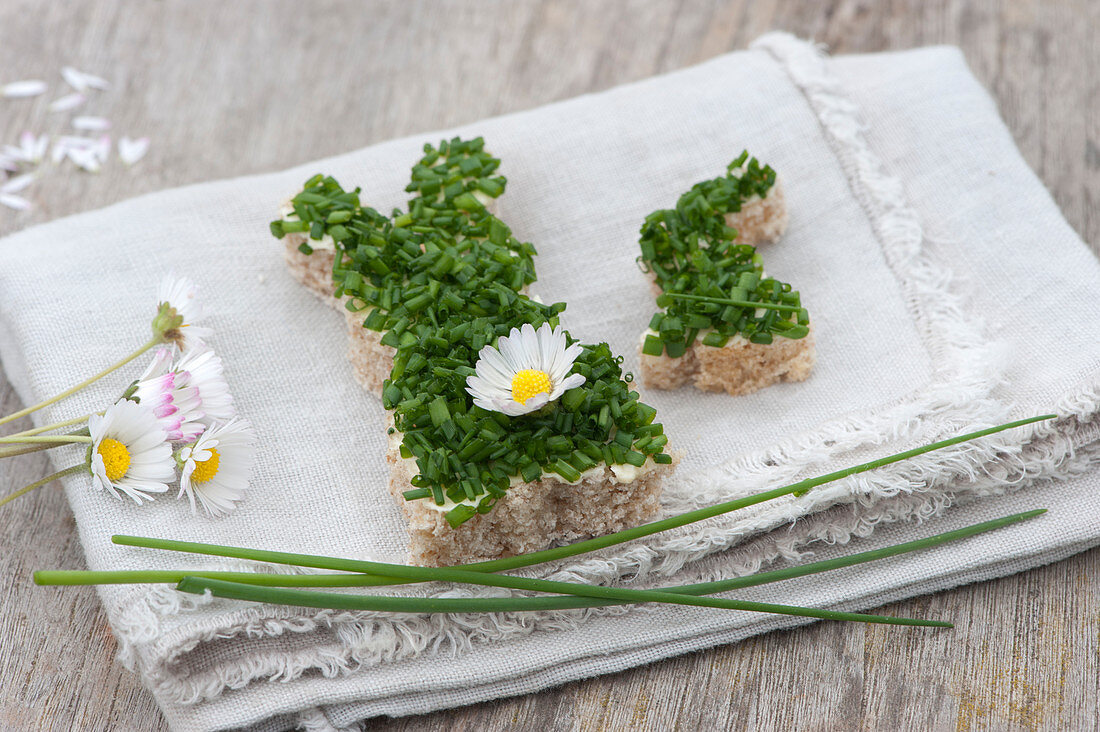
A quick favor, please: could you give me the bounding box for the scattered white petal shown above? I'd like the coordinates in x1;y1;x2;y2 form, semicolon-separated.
48;92;85;112
118;136;149;166
6;133;49;164
1;173;35;193
68;147;102;172
0;155;18;172
26;132;48;162
62;66;110;92
94;134;111;162
0;193;31;210
51;136;90;164
1;80;47;98
56;134;96;149
73;116;111;132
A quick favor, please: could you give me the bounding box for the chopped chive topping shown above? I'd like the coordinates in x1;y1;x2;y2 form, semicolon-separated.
638;152;809;357
270;137;667;525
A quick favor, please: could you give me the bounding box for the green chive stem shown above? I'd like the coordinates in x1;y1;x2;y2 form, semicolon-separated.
106;534;946;625
0;337;159;427
0;465;84;508
177;576;950;627
111;415;1054;583
662;293;803;312
36;510;1045;599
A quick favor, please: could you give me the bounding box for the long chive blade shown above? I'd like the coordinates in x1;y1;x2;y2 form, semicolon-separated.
105;534;949;626
661;292;803;312
176;576;949;627
37;509;1046;594
32;570;382;587
456;414;1056;573
115;415;1051;580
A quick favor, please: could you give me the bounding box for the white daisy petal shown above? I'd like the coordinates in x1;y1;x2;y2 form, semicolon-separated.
558;373;587;392
72;116;111;132
1;173;35;194
61;66;110;92
1;80;47;98
48;92;85;112
118;136;149;166
0;193;31;211
67;147;101;172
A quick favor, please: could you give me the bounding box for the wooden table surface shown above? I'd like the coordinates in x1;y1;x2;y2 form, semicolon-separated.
2;1;1097;730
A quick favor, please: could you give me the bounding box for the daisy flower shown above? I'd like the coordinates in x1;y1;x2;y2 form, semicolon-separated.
153;274;212;349
465;322;586;416
88;400;176;503
177;418;256;516
131;345;234;441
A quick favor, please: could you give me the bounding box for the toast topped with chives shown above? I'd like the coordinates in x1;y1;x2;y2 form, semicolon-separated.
272;138;676;565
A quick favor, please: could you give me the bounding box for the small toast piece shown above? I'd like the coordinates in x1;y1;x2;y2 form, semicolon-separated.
386;437;675;566
640;326;815;396
724;179;788;246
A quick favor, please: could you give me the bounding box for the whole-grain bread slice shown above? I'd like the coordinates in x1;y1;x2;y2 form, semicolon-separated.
640;326;815;395
386;434;675;566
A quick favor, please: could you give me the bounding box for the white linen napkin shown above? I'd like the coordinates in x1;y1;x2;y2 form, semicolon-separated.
0;33;1097;731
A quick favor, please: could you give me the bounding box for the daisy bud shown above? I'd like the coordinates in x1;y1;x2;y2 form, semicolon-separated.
153;275;212;350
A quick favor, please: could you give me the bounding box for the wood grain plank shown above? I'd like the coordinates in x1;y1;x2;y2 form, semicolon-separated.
1;1;1096;730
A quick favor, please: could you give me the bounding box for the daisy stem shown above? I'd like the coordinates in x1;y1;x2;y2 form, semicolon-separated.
0;436;93;444
5;414;94;438
0;465;84;508
0;443;64;459
0;336;161;427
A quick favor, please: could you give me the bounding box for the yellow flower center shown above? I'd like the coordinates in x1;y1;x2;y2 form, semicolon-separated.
191;448;221;484
97;438;131;482
511;369;552;404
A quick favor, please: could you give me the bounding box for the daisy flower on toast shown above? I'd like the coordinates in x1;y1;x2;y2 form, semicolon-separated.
466;322;586;416
88;400;175;503
177;418;256;516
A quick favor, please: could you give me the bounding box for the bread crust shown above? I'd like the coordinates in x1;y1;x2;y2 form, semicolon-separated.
724;181;788;246
387;443;675;566
639;327;815;396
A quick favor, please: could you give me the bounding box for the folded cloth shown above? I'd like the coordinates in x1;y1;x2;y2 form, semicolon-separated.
1;32;1098;732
